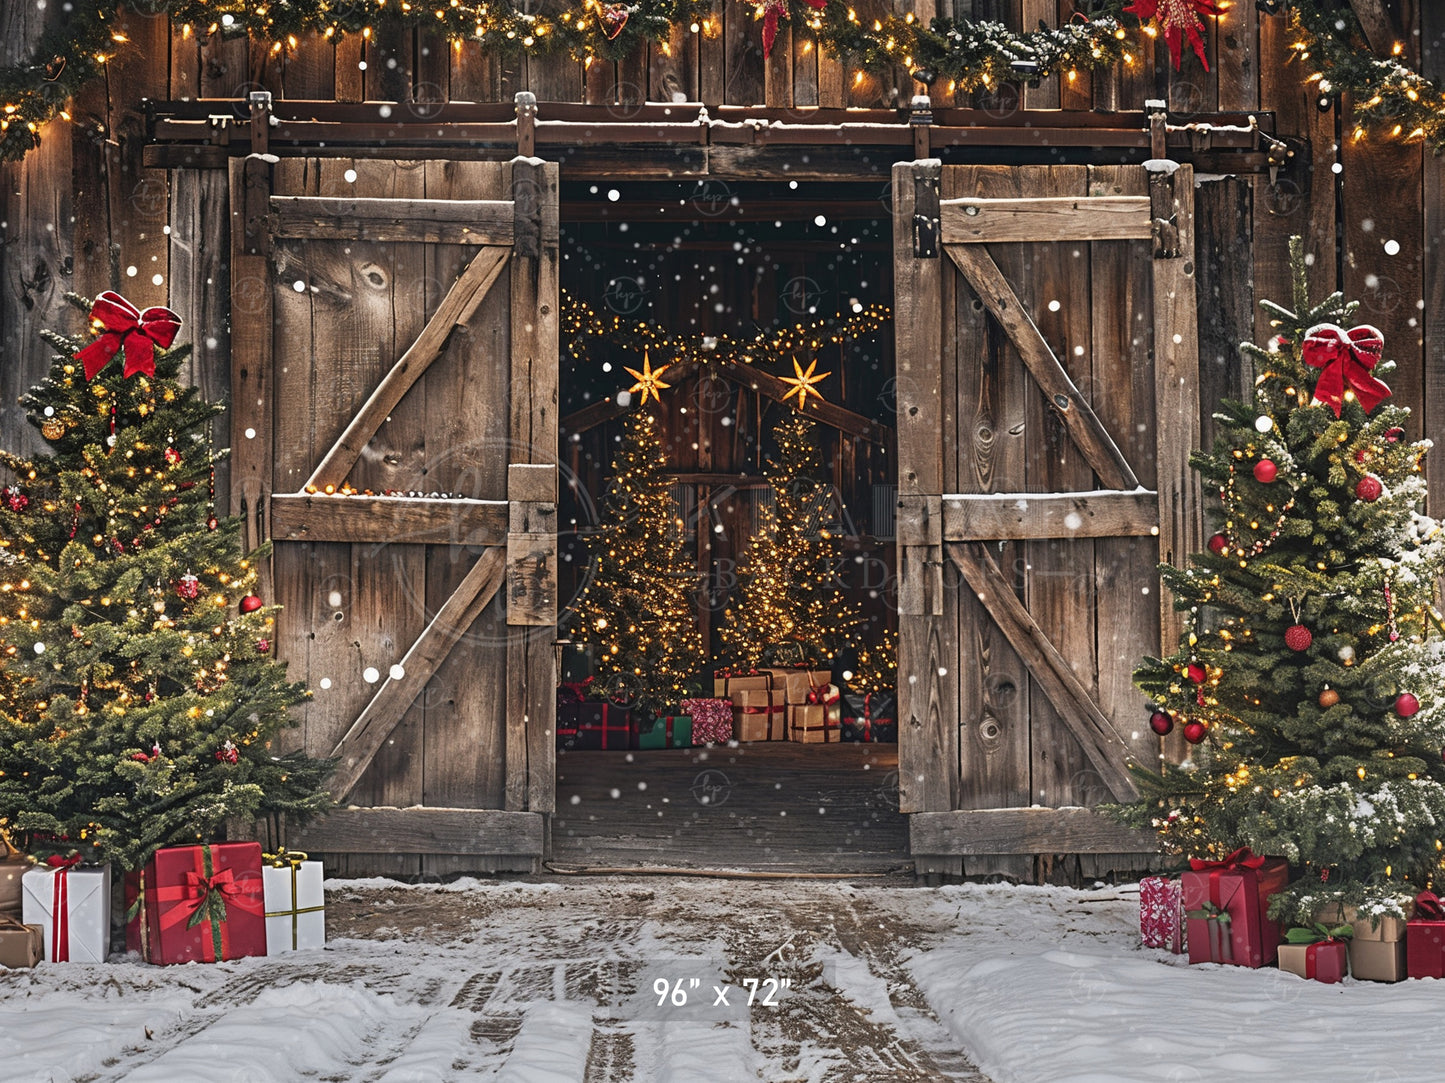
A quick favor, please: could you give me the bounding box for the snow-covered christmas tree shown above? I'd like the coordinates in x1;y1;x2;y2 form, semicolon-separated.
1114;240;1445;923
0;294;333;870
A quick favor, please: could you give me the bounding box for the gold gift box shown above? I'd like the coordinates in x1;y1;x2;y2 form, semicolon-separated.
1349;938;1407;982
788;703;840;743
1315;903;1407;942
760;668;833;705
732;689;786;741
0;918;42;969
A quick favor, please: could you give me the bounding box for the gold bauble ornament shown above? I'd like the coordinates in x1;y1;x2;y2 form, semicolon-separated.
1319;688;1340;708
40;418;64;441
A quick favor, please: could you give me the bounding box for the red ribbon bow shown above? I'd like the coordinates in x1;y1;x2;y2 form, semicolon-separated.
1414;891;1445;921
1301;322;1392;417
1188;847;1266;872
45;853;81;869
75;291;182;381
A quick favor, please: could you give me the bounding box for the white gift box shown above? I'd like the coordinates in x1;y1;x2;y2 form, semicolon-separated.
262;860;325;954
21;863;112;963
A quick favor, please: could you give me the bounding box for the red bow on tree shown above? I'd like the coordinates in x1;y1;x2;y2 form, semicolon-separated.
1188;846;1265;872
75;291;182;381
1302;322;1392;417
1124;0;1220;72
760;0;827;59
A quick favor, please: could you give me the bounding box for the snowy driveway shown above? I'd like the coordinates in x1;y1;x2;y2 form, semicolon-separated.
4;876;1445;1081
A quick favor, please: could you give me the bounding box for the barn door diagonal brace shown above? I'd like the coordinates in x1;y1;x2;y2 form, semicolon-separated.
945;243;1139;492
946;541;1139;802
327;547;507;802
305;246;511;493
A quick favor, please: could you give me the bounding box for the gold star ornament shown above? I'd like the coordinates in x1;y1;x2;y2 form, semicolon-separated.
779;356;831;409
624;350;672;406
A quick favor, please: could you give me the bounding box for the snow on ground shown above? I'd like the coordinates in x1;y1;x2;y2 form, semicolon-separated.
1;876;1442;1081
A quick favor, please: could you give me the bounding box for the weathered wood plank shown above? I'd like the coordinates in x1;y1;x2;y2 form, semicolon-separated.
940;196;1153;244
910;808;1155;855
292;807;544;855
1149;164;1203;657
947;542;1138;801
328;547;507;800
269;196;515;245
306;245;510;491
506;532;558;626
943;490;1158;541
270;494;509;545
229;155;275;565
945;242;1139;491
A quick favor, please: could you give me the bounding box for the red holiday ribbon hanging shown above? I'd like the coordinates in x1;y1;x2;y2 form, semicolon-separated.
1414;890;1445;921
44;856;78;962
74;291;182;381
1301;323;1392;417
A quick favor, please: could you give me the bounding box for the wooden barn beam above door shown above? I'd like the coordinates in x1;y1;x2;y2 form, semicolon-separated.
946;542;1139;802
269;196;515;245
560;358;893;445
943;491;1158;542
940;196;1153;244
270;494;509;546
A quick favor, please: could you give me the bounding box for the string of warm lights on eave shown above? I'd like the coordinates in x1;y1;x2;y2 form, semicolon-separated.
2;2;1444;162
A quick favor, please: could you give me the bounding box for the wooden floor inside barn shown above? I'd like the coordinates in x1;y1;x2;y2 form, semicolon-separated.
552;742;909;873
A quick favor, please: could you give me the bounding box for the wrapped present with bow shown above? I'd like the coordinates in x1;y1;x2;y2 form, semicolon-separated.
1139;875;1187;954
563;702;631;751
0;914;43;969
21;856;111;963
1314;900;1407;982
733;689;786;741
1181;847;1288;967
712;668;776;698
1277;922;1351;983
841;692;897;743
680;697;734;745
760;668;833;705
1407;891;1445;979
126;842;265;965
262;849;325;955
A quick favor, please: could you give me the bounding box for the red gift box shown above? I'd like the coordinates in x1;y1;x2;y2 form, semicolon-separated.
1407;891;1445;979
1278;936;1348;983
125;843;266;965
681;698;734;745
1181;848;1288;968
1140;875;1186;953
564;702;631;750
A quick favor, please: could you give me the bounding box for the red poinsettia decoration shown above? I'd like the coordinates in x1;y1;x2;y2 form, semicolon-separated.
1125;0;1220;72
759;0;827;60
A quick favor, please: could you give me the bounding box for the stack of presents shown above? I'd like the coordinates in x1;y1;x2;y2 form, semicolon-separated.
1139;847;1445;983
0;835;324;970
556;669;897;750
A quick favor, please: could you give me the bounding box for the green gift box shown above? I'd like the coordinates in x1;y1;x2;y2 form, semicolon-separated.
634;715;692;750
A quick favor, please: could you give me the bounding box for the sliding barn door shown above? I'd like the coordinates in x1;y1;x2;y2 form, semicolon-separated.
892;161;1201;877
229;156;559;874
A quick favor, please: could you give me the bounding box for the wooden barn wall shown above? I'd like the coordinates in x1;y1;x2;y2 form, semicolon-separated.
1;6;1442;870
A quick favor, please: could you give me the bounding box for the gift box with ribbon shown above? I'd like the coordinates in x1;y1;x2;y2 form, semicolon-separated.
760;668;833;705
788;702;841;743
1407;891;1445;979
733;689;786;741
0;835;29;920
21;859;111;964
633;715;693;750
1140;875;1187;954
126;842;265;965
1277;923;1351;983
712;670;776;698
564;702;631;751
262;850;325;955
680;697;734;745
0;915;44;968
842;692;897;742
1181;848;1288;968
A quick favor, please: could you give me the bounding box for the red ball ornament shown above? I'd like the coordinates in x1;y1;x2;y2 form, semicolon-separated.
1385;427;1405;443
1183;721;1208;745
215;739;239;765
164;446;181;465
206;515;219;532
1149;710;1174;736
1185;663;1207;684
1356;476;1383;502
239;594;264;614
1354;448;1370;464
1395;693;1420;719
1253;459;1278;483
4;486;27;513
1284;624;1313;652
1207;533;1229;555
256;638;270;654
176;573;200;600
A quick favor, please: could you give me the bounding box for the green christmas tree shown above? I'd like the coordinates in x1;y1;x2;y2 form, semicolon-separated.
568;409;703;711
720;411;863;669
0;295;332;870
1112;241;1445;922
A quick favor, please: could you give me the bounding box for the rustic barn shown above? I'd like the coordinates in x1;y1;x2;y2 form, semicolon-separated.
1;1;1441;881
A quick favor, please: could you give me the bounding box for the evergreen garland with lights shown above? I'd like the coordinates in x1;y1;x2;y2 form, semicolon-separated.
719;410;863;669
1108;240;1445;925
0;294;332;870
567;409;704;712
